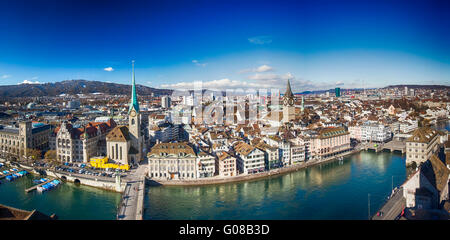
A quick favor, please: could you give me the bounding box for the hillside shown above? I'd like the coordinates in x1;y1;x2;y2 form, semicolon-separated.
0;80;173;98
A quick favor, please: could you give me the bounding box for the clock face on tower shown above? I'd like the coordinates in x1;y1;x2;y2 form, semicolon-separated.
289;99;294;106
130;109;136;117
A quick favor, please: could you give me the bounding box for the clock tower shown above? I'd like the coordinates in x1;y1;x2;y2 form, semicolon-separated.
282;79;296;123
128;60;143;163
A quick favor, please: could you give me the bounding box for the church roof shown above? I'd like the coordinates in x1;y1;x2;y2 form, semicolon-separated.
106;126;130;142
284;79;294;99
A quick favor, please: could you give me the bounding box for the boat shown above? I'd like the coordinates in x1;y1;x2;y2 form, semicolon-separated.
37;179;61;193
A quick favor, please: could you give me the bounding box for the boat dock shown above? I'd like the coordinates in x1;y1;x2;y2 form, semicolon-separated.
25;179;55;193
0;169;20;180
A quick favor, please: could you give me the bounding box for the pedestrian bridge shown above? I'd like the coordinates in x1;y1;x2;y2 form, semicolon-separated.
117;176;146;220
363;140;405;154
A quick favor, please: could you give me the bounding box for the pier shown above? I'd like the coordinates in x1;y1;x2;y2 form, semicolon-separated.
25;179;55;193
0;169;20;180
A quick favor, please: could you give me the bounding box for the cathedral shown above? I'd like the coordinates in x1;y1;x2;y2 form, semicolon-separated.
106;60;144;167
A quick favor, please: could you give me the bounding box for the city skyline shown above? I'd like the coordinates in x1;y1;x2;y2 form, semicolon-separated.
0;0;449;92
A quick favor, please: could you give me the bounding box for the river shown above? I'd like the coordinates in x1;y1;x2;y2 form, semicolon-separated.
143;151;406;220
0;174;120;219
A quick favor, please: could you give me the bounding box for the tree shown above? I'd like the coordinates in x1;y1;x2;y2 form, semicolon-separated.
44;150;56;161
26;148;42;162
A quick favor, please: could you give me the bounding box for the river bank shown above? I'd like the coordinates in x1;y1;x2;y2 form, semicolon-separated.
148;148;361;186
0;159;126;193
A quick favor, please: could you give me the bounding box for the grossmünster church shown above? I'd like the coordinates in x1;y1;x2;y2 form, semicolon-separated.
106;61;144;167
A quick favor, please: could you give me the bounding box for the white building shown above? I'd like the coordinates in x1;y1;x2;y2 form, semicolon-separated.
361;121;392;143
234;141;265;175
161;96;171;109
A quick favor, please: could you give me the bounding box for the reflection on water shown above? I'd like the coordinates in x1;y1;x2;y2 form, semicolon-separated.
144;151;406;220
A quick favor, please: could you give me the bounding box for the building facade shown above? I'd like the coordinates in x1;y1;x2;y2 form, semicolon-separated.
0;121;52;159
147;142;198;180
310;127;351;160
217;152;237;177
406;127;440;166
361;121;392;143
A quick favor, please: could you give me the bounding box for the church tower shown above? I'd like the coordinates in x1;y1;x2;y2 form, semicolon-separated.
282;79;296;123
128;60;142;163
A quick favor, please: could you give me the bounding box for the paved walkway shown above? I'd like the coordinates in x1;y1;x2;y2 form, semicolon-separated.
372;188;405;220
117;159;147;220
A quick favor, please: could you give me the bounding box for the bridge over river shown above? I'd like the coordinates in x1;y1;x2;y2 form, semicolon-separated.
363;140;406;154
117;160;147;220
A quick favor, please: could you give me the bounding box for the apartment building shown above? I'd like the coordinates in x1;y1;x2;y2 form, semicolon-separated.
216;152;237;177
233;141;265;174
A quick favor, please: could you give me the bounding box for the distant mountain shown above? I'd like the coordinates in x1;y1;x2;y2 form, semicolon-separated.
384;84;450;89
0;80;173;98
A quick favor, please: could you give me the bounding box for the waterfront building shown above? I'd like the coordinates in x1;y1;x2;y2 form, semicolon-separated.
147;142;198;180
216;152;237;177
282;79;296;123
361;121;392;143
348;125;362;141
233;141;265;174
197;150;216;178
403;155;449;210
406;127;440;166
255;141;281;170
310;127;351;160
52;119;116;163
0;121;52;159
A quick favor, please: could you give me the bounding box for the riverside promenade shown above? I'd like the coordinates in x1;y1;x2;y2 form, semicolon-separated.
150;147;361;186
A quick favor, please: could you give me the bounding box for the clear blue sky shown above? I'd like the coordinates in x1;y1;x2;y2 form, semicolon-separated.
0;0;449;91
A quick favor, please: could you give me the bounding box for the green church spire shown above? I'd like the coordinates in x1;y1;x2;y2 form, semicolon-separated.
129;60;140;114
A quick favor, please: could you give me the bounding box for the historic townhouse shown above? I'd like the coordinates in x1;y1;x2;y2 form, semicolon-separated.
233;141;265;174
406;127;440;166
197;150;216;178
255;142;281;170
51;119;116;163
217;152;237;177
147;142;198;180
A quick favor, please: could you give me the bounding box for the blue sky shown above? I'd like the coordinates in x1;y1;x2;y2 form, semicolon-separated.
0;0;449;91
